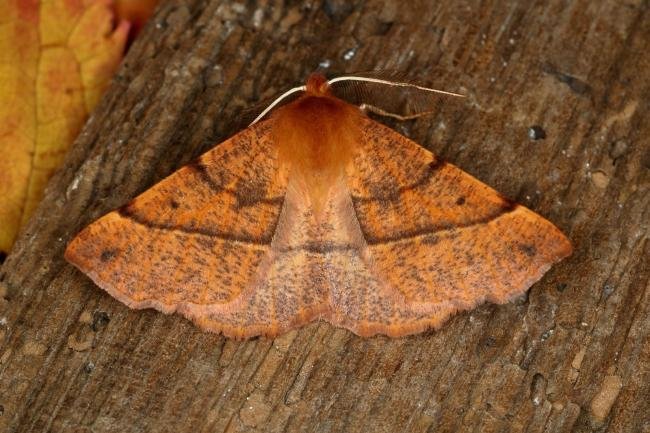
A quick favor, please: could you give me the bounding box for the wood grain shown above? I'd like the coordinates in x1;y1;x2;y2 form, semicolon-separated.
0;0;648;432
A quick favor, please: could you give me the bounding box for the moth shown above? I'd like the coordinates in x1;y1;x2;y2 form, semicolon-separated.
65;73;572;338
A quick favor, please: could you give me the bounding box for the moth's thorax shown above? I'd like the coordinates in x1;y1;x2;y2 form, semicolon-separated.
272;94;361;212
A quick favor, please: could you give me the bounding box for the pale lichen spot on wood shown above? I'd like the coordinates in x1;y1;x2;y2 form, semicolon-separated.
590;375;623;422
569;347;587;382
571;347;586;370
21;341;47;356
272;328;297;352
67;333;93;352
591;171;610;189
239;392;272;428
78;310;93;324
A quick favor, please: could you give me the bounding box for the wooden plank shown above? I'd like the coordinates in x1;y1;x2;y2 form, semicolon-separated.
0;0;648;432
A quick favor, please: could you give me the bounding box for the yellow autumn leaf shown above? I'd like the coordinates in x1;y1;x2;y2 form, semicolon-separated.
0;0;129;258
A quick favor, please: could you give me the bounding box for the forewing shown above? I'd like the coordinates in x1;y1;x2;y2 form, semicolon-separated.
337;118;573;336
66;122;326;337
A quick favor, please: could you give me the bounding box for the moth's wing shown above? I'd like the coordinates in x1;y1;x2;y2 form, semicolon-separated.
335;118;573;337
65;121;330;338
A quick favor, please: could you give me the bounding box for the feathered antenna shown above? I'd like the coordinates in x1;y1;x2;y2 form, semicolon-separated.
249;85;306;125
327;75;464;98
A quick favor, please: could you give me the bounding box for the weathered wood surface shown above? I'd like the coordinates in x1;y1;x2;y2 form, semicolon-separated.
1;0;648;432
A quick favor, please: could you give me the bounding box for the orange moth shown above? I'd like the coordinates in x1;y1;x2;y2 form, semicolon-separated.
65;73;572;338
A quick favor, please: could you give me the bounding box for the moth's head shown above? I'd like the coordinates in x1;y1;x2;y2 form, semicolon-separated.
305;73;330;96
